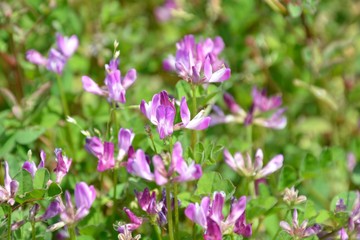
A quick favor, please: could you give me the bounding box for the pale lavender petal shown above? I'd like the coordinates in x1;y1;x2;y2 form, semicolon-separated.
127;149;154;181
56;34;79;57
224;149;237;172
39;150;46;168
118;128;135;161
279;221;291;233
156;105;175;139
203;57;212;81
185;197;210;229
253;149;264;172
107;70;126;103
223;93;242;114
347;152;356;172
257;154;283;178
85;137;103;158
39;200;61;220
122;69;137;89
208;67;231;83
292;209;298;227
185;112;211;130
262;108;287;129
153;155;168;185
26;50;47;66
210;192;225;225
82;76;105;95
75;207;90;221
163;55;176;71
74;182;96;210
304;224;321;237
180;97;191;126
46;48;66;74
117;208;143;233
97;141;115;172
226;196;246;225
213;36;224;55
54;148;72;183
339;228;348;240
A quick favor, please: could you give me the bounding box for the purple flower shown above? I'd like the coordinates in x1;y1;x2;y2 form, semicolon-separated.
47;182;96;231
210;90;287;129
22;150;46;177
135;188;157;214
38;200;62;221
116;208;143;233
154;0;177;22
339;228;349;240
54;148;72;183
279;209;321;238
82;57;137;104
164;35;231;85
0;161;19;205
118;128;135;161
347;152;357;172
185;192;251;239
141;91;210;139
26;33;78;75
224;148;283;179
85;137;115;172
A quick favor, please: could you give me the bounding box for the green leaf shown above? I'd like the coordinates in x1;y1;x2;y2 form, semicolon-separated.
278;166;298;190
15;189;47;204
330;191;357;212
14;127;45;145
300;153;320;179
14;169;33;196
33;168;50;189
195;172;235;197
46;182;62;198
175;80;191;99
247;196;278;219
288;3;302;18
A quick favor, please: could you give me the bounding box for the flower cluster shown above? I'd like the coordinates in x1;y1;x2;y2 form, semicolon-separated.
211;88;287;129
280;209;321;238
26;34;78;74
0;161;19;206
82;56;137;104
140;90;211;139
127;142;202;185
163;35;231;85
224;148;283;179
185;192;251;239
85;128;134;172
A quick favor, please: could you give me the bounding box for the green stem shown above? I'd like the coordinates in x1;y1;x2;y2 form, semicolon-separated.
249;178;256;199
272;210;289;240
246;125;253;155
173;183;179;240
191;85;198;151
113;167;118;203
68;225;76;240
7;206;12;240
150;134;158;154
153;224;163;240
55;74;70;117
31;221;36;240
166;184;174;240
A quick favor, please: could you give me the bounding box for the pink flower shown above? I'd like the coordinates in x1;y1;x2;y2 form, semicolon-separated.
85;137;115;172
54;148;72;183
0;161;19;206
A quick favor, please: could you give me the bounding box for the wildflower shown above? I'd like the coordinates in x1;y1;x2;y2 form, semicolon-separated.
118;226;141;240
283;186;307;206
210;89;287;129
47;182;96;231
82;56;136;104
0;161;19;206
339;228;348;240
185;192;251;239
127;149;155;181
163;35;230;85
154;0;177;22
116;208;143;233
22;150;46;177
140;91;210;139
347;152;356;172
85;137;115;172
279;209;321;238
26;33;78;74
54;148;72;183
223;148;283;179
118;128;135;161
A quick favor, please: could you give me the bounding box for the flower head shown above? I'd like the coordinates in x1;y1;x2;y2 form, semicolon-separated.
82;56;136;104
283;186;307;206
0;161;19;205
224;148;283;179
279;209;321;238
85;137;115;172
185;192;251;239
22;150;46;177
26;33;78;75
116;208;143;233
54;148;72;183
163;35;230;85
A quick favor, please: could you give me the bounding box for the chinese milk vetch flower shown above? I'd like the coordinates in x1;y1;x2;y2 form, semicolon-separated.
0;161;19;206
118;128;135;161
82;56;137;104
47;182;96;231
85;137;115;172
54;148;72;183
116;208;143;233
140;91;210;139
22;150;46;177
163;35;231;85
26;33;78;74
210;89;287;129
185;192;252;239
224;148;283;179
279;209;321;238
283;186;307;206
127;142;202;185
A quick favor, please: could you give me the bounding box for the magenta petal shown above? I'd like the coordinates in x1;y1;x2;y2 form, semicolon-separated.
127;149;154;181
74;182;96;210
54;149;72;183
97;141;115;172
210;192;225;225
208;67;231;83
204;217;222;240
223;93;242;114
156;105;175;139
203;56;212;81
185;196;210;228
57;34;79;57
118;128;135;161
185;115;211;130
234;213;252;238
180;97;191;125
39;150;46;168
117;208;143;233
82;76;104;96
22;161;37;177
122;69;137;89
85;137;104;158
40;200;61;220
153;155;168;185
226;196;246;225
257;154;283;178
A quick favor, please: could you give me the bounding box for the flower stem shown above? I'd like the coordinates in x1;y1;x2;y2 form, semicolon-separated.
7;206;12;240
166;184;174;240
68;225;76;240
31;221;36;240
55;74;70;117
272;210;289;240
150;134;158;154
191;84;198;151
173;183;179;240
153;224;163;240
249;179;256;199
113;167;118;203
246;125;252;155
